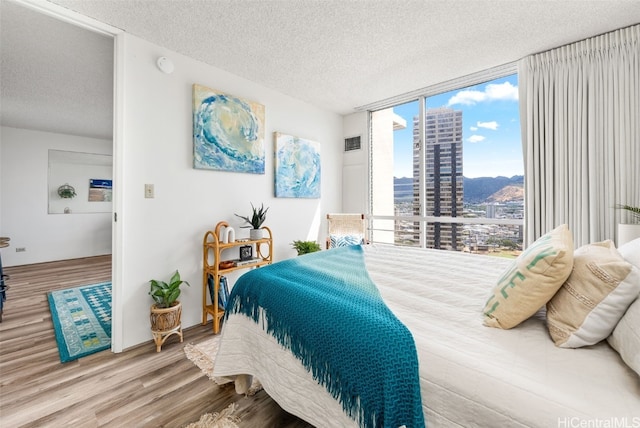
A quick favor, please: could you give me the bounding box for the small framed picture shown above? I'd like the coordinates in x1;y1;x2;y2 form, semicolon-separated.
239;245;253;261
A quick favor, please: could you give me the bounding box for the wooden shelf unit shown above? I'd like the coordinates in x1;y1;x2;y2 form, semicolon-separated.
202;221;273;334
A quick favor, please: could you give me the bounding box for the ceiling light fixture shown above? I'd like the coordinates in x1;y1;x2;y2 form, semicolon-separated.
156;56;174;74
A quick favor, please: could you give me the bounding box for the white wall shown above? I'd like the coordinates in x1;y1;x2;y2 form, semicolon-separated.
115;33;343;349
48;150;112;214
0;126;112;266
342;112;369;213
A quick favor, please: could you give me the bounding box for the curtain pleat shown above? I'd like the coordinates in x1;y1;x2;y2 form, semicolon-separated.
519;24;640;247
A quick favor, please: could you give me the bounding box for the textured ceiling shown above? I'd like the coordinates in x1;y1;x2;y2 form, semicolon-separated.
0;1;113;140
2;0;640;140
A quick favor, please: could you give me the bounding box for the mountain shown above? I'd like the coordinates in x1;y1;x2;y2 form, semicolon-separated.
487;185;524;203
394;177;414;202
464;175;524;203
394;175;524;204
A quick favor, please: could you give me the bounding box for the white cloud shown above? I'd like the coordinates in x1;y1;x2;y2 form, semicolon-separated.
467;135;485;143
469;126;478;131
447;90;485;106
485;81;518;101
477;121;498;130
448;81;518;106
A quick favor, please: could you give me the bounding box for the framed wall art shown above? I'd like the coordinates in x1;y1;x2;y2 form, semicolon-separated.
193;84;265;174
88;179;112;202
274;132;321;198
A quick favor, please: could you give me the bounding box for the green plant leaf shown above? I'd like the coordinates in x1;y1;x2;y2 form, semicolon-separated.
148;271;189;308
169;270;181;285
235;202;269;228
617;204;640;221
166;289;180;304
291;240;321;255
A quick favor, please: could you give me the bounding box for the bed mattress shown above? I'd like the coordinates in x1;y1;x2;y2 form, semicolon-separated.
213;244;640;427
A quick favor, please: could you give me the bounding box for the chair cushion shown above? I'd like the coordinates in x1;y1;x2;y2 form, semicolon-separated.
329;234;364;248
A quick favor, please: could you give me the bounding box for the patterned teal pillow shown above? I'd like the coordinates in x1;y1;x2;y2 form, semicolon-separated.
330;234;364;248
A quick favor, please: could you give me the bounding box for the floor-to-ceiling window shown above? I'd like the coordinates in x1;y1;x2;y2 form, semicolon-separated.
370;73;524;257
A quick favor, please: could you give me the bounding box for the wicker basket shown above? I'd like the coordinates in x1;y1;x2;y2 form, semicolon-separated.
150;301;182;332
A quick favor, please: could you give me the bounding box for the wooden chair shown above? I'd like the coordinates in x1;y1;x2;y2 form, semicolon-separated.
326;213;367;249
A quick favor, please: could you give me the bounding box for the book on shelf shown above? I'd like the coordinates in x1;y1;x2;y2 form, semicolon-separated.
234;258;261;267
207;274;215;307
207;274;230;310
219;276;229;310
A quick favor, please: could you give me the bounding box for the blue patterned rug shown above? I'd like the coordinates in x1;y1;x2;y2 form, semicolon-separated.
47;282;112;363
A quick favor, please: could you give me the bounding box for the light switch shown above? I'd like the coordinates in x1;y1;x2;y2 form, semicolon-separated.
145;184;154;198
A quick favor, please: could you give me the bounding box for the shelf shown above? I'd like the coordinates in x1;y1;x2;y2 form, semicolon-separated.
203;304;225;318
216;259;270;274
202;221;273;334
204;237;271;250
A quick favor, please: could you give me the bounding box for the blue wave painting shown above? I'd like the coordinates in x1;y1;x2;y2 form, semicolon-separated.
274;132;321;198
193;84;265;173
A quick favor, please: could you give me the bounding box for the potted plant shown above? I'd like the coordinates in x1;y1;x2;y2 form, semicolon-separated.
617;204;640;246
57;184;76;199
291;240;321;255
148;270;190;352
618;204;640;222
235;202;269;240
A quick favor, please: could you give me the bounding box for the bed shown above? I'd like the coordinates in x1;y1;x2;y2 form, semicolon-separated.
212;243;640;427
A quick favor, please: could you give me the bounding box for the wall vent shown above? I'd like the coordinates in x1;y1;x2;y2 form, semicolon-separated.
344;136;361;152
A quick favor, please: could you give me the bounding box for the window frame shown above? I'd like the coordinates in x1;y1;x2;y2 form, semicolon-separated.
366;62;523;250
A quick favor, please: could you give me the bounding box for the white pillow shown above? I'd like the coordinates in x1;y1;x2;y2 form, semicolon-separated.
607;297;640;376
546;240;640;348
606;237;640;375
618;237;640;268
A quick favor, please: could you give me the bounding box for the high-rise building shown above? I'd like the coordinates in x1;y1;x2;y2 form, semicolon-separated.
413;107;464;250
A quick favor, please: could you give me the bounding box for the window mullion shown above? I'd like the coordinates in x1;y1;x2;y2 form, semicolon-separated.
418;96;426;248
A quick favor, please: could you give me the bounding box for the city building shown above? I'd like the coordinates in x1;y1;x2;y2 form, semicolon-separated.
413;107;464;250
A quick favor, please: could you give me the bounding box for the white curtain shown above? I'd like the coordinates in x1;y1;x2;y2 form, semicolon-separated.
519;24;640;248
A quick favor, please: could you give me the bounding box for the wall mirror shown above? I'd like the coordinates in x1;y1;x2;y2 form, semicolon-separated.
48;149;113;214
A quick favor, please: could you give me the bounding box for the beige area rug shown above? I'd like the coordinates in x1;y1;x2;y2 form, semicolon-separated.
183;335;263;396
183;402;241;428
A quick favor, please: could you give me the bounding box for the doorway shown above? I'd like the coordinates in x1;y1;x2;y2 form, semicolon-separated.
0;0;117;348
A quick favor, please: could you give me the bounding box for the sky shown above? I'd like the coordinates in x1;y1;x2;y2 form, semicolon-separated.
391;74;523;178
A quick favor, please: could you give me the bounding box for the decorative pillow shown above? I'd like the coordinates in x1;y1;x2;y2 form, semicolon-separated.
330;234;363;248
546;240;640;348
607;236;640;375
483;224;574;329
607;296;640;376
618;237;640;268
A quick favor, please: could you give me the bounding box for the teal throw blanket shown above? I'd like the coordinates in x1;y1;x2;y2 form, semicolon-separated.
226;245;425;428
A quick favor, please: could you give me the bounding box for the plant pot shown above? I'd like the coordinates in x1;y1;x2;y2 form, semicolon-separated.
150;301;182;331
150;301;183;352
618;223;640;247
250;228;263;240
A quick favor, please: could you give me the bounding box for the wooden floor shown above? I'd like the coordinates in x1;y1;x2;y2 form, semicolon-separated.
0;256;313;427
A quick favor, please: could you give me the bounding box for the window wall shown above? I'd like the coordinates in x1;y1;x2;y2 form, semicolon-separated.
370;73;524;256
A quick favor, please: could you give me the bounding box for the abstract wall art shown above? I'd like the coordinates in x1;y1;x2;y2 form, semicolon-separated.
193;84;265;174
274;132;321;198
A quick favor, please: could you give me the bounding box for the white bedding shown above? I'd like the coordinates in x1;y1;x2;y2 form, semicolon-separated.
213;244;640;427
